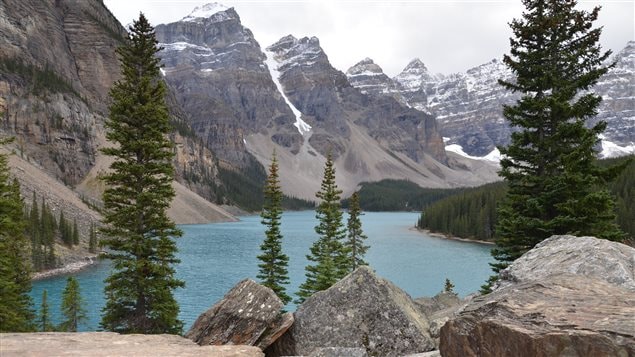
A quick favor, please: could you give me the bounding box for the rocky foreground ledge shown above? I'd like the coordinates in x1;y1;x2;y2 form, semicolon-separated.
0;332;263;357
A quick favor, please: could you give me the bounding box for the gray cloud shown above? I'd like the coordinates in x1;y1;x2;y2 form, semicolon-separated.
104;0;634;76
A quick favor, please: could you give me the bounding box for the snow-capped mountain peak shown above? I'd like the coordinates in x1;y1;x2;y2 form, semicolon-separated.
181;3;233;23
346;58;386;77
393;58;439;92
403;58;428;73
267;35;325;71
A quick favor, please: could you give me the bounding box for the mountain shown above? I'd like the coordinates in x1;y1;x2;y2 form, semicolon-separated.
155;4;302;166
345;58;407;106
347;41;635;158
156;6;499;200
0;0;238;270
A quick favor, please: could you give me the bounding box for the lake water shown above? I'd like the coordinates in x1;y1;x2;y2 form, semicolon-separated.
30;211;493;331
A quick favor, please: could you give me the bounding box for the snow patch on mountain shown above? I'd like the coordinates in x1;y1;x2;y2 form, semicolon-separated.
181;3;231;23
599;135;635;158
264;49;311;135
161;42;214;56
446;144;501;163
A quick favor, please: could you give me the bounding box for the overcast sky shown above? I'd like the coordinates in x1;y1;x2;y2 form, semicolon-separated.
103;0;634;76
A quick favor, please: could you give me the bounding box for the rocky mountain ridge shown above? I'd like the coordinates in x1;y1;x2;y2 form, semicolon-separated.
156;5;500;200
348;41;635;158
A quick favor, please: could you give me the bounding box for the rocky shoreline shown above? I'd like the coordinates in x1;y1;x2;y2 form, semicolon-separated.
32;255;100;281
411;227;495;245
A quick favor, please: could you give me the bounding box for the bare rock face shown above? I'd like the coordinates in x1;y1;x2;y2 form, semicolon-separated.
186;279;289;349
267;266;435;357
440;235;635;357
0;332;264;357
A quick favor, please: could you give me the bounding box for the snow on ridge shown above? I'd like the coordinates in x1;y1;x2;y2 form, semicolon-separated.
445;144;501;163
161;42;213;56
348;71;385;77
182;3;230;22
599;137;635;158
264;50;311;135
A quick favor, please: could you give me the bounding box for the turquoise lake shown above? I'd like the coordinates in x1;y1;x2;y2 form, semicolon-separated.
30;211;493;331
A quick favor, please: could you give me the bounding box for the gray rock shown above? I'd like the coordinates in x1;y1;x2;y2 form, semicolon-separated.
308;347;369;357
268;266;435;357
186;279;285;346
414;291;464;348
0;332;264;357
440;235;635;357
255;312;294;350
401;351;441;357
414;291;461;316
496;235;635;291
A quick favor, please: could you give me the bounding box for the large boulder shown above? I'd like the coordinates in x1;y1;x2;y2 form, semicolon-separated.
440;235;635;357
0;332;264;357
414;291;464;348
414;291;462;316
186;279;291;349
496;235;635;291
267;266;435;356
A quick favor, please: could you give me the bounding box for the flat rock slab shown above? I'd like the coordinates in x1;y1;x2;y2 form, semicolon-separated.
186;278;284;346
0;332;264;357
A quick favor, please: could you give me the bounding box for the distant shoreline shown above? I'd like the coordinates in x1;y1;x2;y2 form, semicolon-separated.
32;256;100;281
411;227;495;246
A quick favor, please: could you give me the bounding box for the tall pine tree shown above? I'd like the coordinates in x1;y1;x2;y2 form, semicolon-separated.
72;218;79;246
257;152;291;305
0;140;35;332
488;0;625;288
88;222;98;254
297;152;347;303
39;290;53;332
345;191;369;272
100;14;184;334
59;277;87;332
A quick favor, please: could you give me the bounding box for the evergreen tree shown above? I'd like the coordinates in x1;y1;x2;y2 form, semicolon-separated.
0;139;35;332
39;290;53;332
344;191;369;272
59;210;71;246
297;152;347;303
444;278;456;296
257;152;291;305
488;0;625;289
88;222;98;254
59;277;87;332
28;192;44;271
99;14;183;334
72;218;79;246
